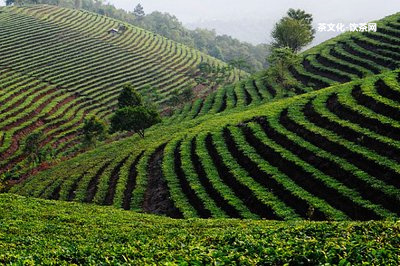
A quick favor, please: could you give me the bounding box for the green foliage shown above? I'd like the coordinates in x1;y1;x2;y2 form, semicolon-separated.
14;66;400;220
22;132;55;168
180;87;194;102
111;85;161;137
287;8;316;40
271;8;315;53
81;116;107;147
111;106;161;137
0;174;6;192
23;132;44;166
142;84;161;102
271;17;313;53
117;83;143;109
167;87;194;107
187;28;269;72
0;194;399;264
168;89;181;106
267;47;301;92
196;62;232;87
2;164;23;182
229;58;250;81
19;0;267;71
0;5;242;175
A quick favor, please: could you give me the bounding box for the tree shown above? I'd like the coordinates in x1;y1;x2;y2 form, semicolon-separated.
180;87;193;102
111;84;161;138
117;83;143;109
267;47;301;91
110;106;160;138
23;131;47;166
81;116;107;147
271;17;313;53
133;3;145;20
168;90;181;106
287;8;315;40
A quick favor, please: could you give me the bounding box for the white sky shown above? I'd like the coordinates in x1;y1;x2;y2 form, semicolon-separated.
2;0;399;44
112;0;400;23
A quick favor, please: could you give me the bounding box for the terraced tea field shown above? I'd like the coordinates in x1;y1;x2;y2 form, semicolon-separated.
2;5;400;222
12;68;400;221
0;5;238;173
168;11;400;122
1;193;398;264
2;4;400;264
2;7;400;175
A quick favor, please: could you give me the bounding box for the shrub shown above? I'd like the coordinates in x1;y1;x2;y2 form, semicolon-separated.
81;116;107;147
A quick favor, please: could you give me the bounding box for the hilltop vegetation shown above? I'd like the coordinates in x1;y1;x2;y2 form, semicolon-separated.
0;194;399;265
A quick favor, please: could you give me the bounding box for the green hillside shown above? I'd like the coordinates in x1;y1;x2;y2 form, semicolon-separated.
12;67;400;221
1;6;400;177
1;4;400;264
0;5;240;174
0;193;398;265
169;11;400;122
6;8;400;218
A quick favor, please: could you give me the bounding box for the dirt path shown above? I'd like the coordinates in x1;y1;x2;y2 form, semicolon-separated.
142;145;182;218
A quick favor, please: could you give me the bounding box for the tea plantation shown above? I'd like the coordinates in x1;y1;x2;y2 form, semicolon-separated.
1;5;400;264
0;194;398;264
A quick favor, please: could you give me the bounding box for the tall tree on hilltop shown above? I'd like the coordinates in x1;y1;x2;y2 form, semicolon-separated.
133;3;145;20
287;8;315;41
271;17;313;53
271;9;315;53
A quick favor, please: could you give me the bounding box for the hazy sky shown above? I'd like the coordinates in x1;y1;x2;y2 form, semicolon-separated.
2;0;399;44
107;0;400;44
111;0;399;23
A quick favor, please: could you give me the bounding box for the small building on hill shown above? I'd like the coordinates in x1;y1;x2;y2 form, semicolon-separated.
108;28;120;35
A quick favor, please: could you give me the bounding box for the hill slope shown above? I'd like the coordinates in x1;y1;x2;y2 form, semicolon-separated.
2;8;400;175
0;5;239;173
12;68;400;221
0;193;398;264
4;9;400;221
166;11;400;123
